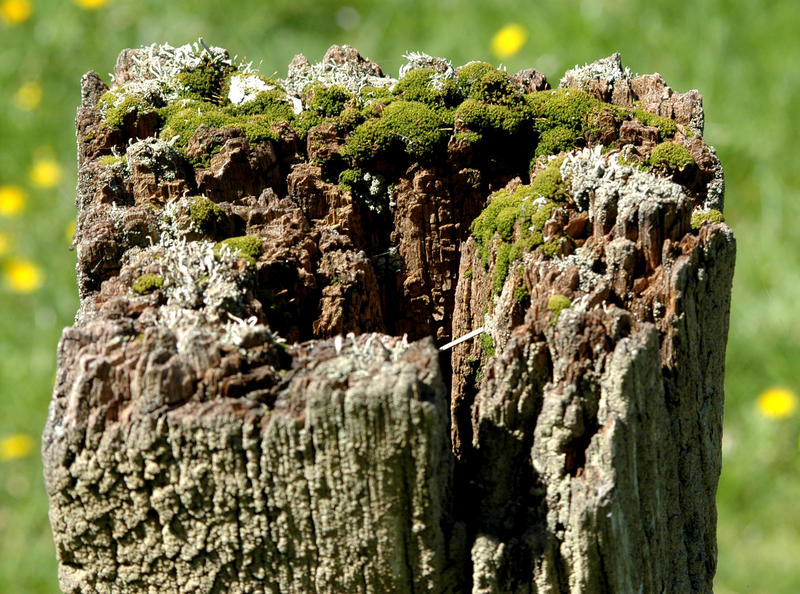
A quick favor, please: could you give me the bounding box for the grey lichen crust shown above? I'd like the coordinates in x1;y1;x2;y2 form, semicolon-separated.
47;334;454;593
47;41;734;593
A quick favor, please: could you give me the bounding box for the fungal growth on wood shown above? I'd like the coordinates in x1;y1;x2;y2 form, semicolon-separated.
44;41;735;593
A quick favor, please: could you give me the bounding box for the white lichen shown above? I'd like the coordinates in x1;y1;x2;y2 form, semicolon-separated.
559;53;631;93
121;40;234;90
560;146;686;218
398;51;455;80
283;48;395;102
227;73;275;105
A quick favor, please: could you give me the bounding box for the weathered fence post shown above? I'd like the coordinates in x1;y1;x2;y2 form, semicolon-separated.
43;42;734;592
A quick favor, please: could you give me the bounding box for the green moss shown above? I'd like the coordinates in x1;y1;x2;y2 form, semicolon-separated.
337;106;365;131
526;88;600;134
691;208;724;229
471;174;566;293
455;131;483;145
345;100;448;162
471;183;557;267
530;156;568;200
158;100;284;150
176;55;231;101
514;284;530;303
631;107;678;139
214;235;262;266
547;294;571;323
229;89;293;120
456;62;521;106
394;68;461;106
454;99;526;141
493;241;524;294
480;332;495;358
536;126;579;157
359;85;392;102
189;196;223;232
540;239;561;258
158;100;231;148
132;273;163;295
469;69;521;106
305;83;351;117
338;168;362;191
99;90;155;129
97;154;127;167
464;268;473;279
648;141;695;170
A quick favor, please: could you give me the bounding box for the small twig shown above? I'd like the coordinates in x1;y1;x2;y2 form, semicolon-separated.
439;327;485;351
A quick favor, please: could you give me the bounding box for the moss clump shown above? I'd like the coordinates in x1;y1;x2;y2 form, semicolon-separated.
631;107;678;139
536;126;579;157
214;235;262;266
98;91;155;130
132;273;163;295
229;90;294;120
456;62;522;106
338;168;362;192
359;85;392;102
291;84;353;137
530;156;568;200
547;294;571;323
480;332;495;358
526;88;600;135
306;83;351;117
345;100;448;162
464;268;473;279
97;154;127;167
691;208;724;229
189;196;223;232
468;69;521;106
158;100;287;150
648;141;695;170
393;68;461;106
337;106;365;131
454;99;526;143
471;171;568;292
176;55;231;101
493;241;524;294
514;284;530;303
540;239;562;258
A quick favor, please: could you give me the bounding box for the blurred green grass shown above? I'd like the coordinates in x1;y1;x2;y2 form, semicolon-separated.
1;0;797;591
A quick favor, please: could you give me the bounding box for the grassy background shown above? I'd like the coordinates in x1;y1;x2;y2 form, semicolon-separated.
1;0;798;591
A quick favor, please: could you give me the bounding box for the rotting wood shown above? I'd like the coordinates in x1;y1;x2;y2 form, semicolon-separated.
44;42;734;593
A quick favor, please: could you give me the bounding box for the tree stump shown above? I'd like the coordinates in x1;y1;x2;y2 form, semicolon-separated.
43;42;735;593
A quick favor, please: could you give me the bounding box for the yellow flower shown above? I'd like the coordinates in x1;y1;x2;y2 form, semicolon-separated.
65;218;76;244
0;0;32;24
74;0;107;8
3;258;44;293
0;232;10;256
757;387;798;419
14;81;42;110
0;185;26;216
29;156;62;188
491;23;528;59
0;434;34;461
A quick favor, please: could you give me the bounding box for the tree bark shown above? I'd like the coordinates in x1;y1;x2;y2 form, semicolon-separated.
44;44;734;592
